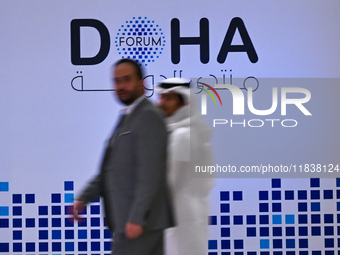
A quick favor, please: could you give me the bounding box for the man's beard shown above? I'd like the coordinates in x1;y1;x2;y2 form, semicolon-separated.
117;90;140;106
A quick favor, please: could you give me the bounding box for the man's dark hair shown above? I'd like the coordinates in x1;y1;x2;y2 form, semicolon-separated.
114;59;144;80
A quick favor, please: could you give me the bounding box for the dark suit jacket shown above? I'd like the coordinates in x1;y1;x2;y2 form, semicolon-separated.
78;98;174;233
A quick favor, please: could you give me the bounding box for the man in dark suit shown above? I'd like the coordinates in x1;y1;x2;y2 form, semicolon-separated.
72;59;174;255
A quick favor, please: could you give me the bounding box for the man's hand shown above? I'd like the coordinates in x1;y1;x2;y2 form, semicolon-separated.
125;221;143;239
69;200;85;222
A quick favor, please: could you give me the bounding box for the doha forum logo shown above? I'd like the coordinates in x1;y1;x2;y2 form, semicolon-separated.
70;16;257;66
115;17;165;66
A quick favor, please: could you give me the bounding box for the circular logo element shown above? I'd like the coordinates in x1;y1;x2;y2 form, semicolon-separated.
115;17;165;66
